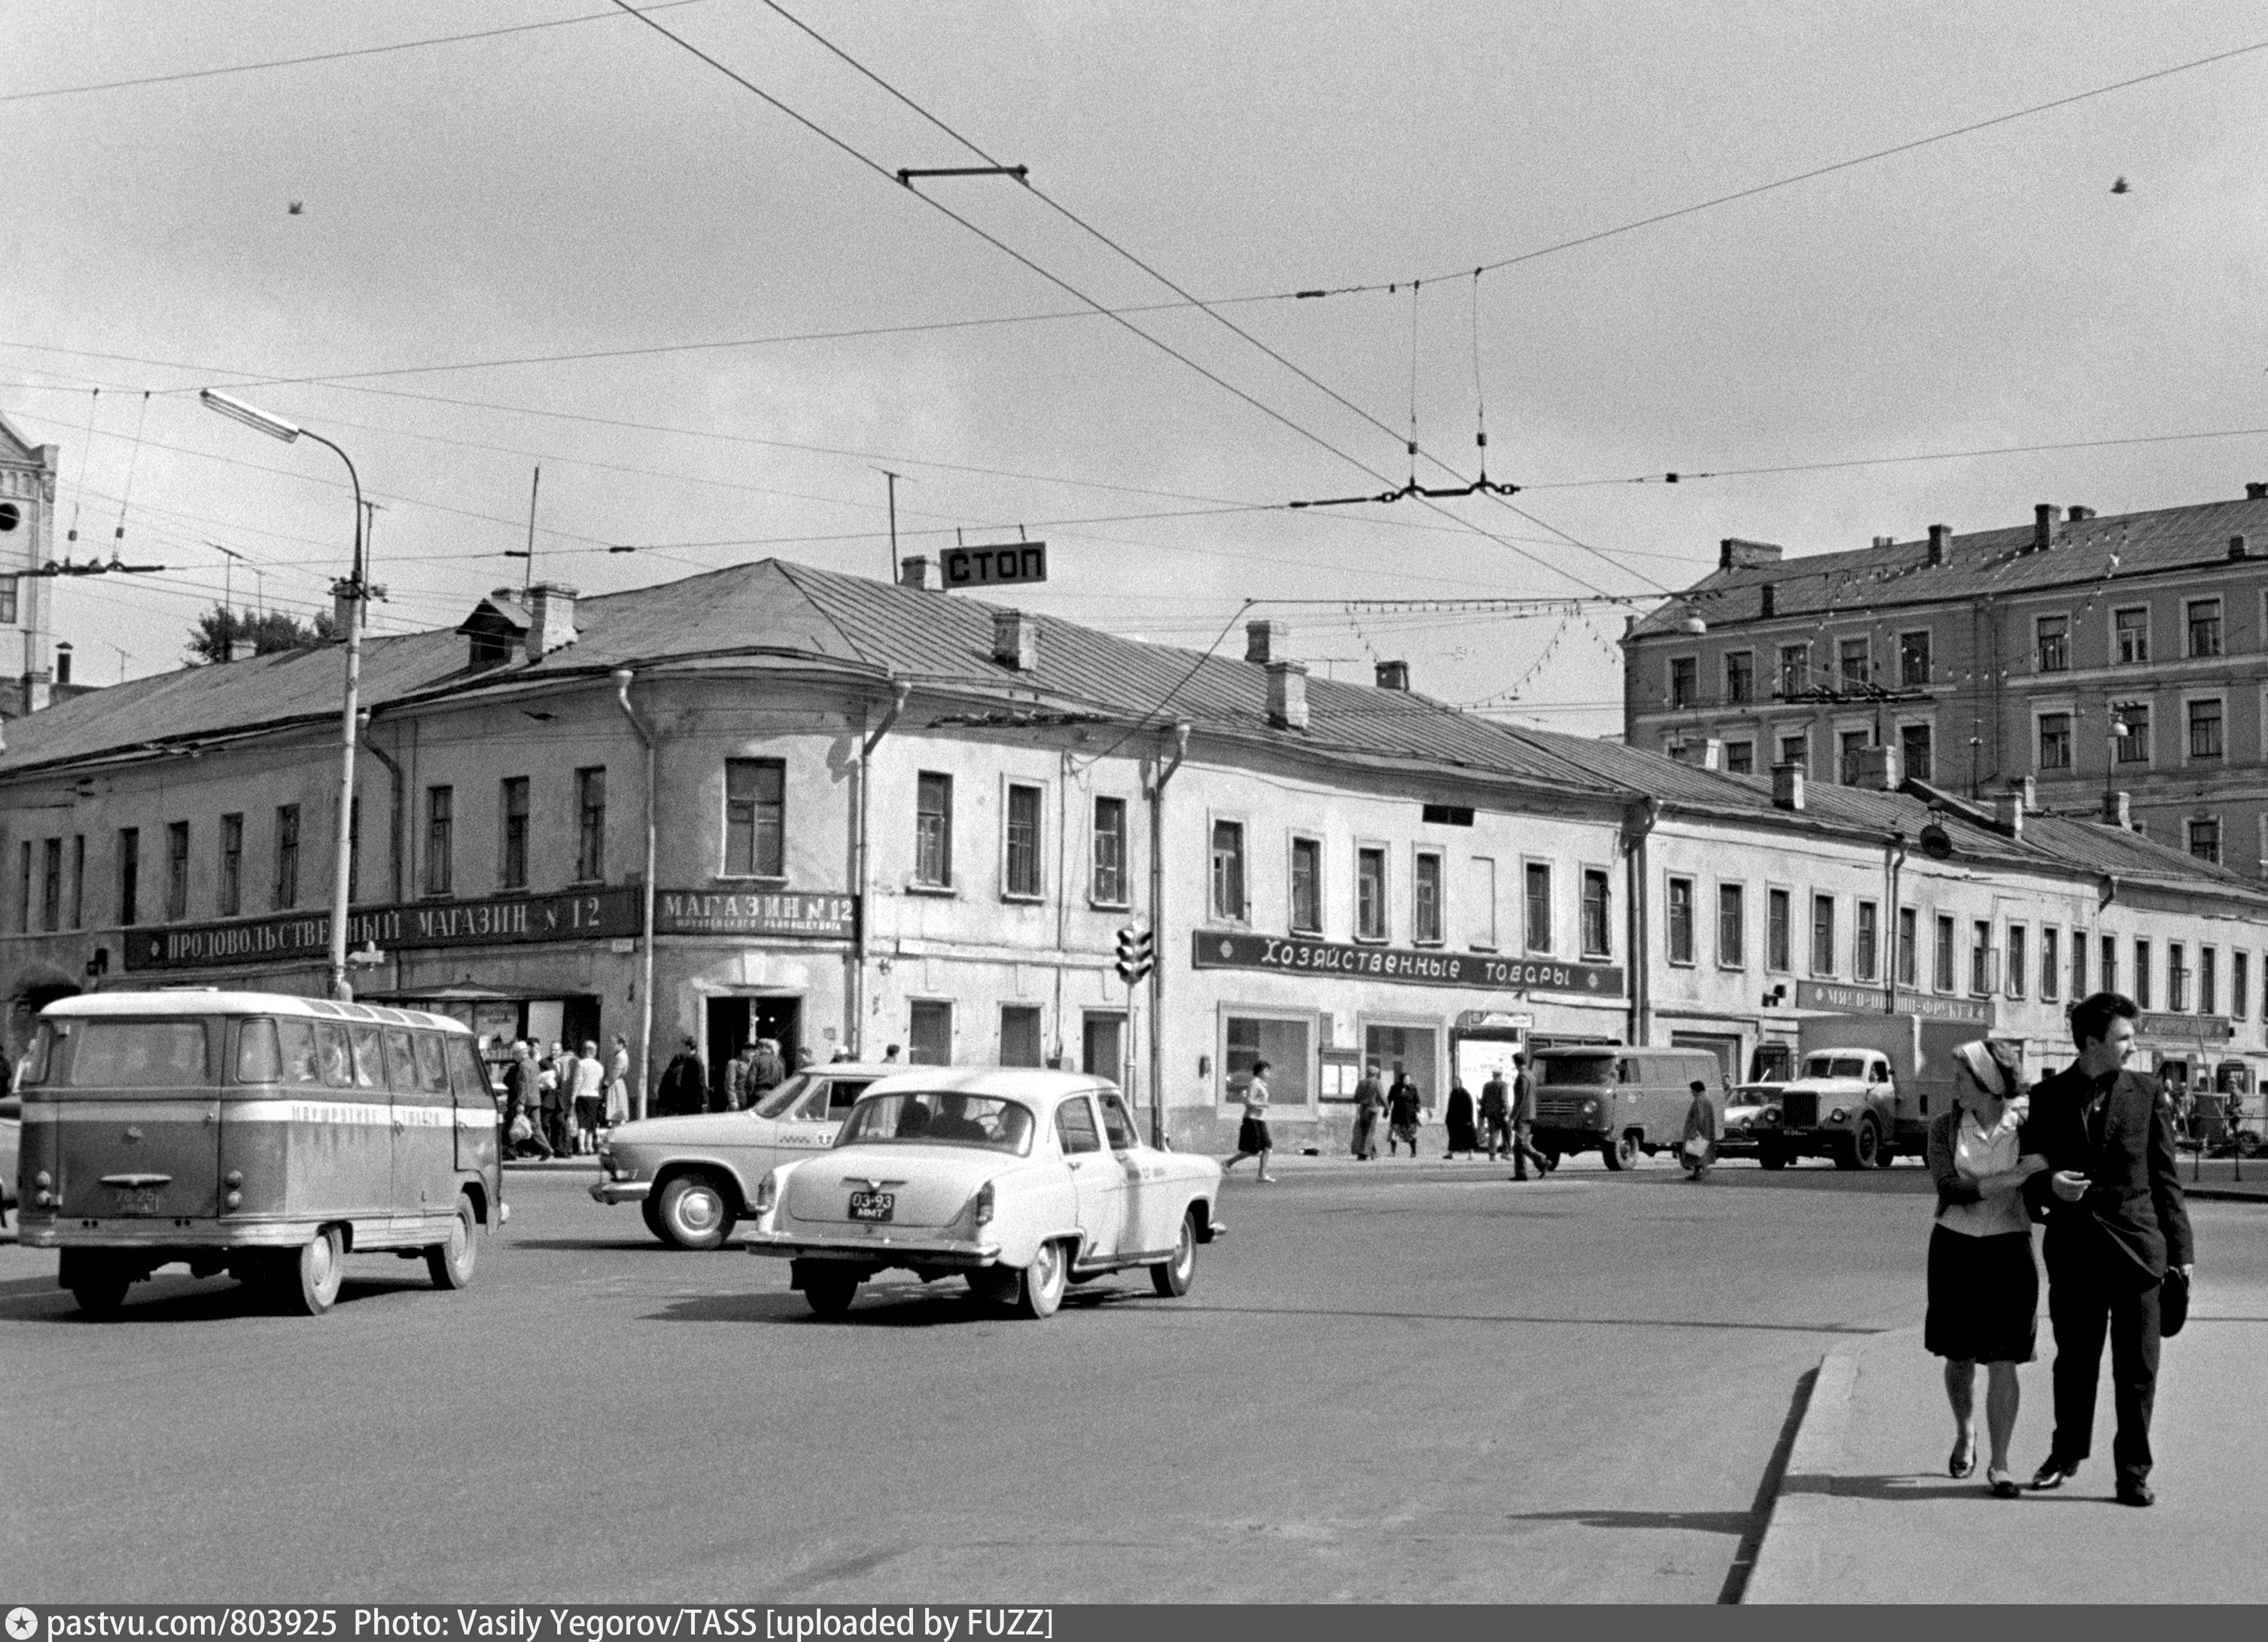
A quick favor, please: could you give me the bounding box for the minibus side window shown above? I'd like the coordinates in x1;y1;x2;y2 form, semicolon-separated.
315;1022;353;1086
381;1029;418;1092
236;1019;284;1083
412;1032;450;1095
348;1025;384;1089
276;1019;322;1086
20;1023;56;1085
444;1036;495;1102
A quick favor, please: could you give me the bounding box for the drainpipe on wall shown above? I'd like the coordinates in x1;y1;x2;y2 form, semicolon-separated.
612;669;659;1121
1884;833;1907;1016
356;710;406;905
1146;721;1192;1148
1622;797;1660;1046
852;678;911;1054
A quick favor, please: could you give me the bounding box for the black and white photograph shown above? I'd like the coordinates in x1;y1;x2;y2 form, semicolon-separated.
4;1;2268;1613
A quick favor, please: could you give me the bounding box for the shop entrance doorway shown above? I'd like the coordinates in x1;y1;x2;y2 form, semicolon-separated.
705;995;805;1108
1082;1012;1126;1082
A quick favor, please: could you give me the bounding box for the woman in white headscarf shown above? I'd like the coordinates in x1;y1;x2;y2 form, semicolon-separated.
1926;1038;2047;1497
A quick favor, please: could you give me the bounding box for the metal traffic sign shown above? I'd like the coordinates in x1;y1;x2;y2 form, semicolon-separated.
942;541;1048;589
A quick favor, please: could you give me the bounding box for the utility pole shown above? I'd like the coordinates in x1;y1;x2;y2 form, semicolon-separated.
877;469;903;581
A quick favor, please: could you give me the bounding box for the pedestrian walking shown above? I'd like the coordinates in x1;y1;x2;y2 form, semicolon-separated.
605;1033;632;1126
1479;1068;1512;1161
658;1036;705;1118
1679;1079;1720;1180
1444;1080;1478;1159
571;1040;605;1154
1385;1064;1421;1157
1926;1038;2045;1498
542;1040;574;1156
1350;1062;1384;1159
751;1037;786;1098
512;1040;554;1159
726;1043;758;1110
1508;1053;1551;1180
2021;992;2194;1506
1222;1059;1277;1182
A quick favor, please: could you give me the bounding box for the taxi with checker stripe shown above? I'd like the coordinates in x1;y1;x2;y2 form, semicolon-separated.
14;990;503;1316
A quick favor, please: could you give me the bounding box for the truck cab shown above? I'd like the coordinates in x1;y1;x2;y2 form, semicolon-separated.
1767;1048;1898;1170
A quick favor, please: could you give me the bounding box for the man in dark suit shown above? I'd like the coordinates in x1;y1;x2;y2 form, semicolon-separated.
2020;992;2195;1506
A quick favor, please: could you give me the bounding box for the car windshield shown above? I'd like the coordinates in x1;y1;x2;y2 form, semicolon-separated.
1539;1055;1615;1088
1802;1056;1868;1078
835;1091;1036;1155
753;1074;820;1120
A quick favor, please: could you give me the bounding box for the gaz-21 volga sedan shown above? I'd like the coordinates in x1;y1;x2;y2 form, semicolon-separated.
745;1069;1225;1319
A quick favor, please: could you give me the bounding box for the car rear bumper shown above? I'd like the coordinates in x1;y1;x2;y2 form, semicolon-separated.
19;1217;356;1250
589;1178;652;1205
746;1228;1003;1268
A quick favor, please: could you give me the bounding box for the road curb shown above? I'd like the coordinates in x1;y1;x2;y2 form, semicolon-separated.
2183;1187;2268;1204
1740;1330;1874;1604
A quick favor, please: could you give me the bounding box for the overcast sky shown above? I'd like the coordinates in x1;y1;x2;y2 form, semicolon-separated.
8;1;2268;732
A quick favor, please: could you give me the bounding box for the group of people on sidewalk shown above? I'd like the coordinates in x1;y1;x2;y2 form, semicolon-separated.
1924;992;2195;1506
499;1036;631;1159
1222;1052;1557;1181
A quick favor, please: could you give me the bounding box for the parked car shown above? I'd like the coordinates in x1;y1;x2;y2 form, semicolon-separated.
592;1062;894;1248
1717;1082;1786;1162
745;1068;1224;1319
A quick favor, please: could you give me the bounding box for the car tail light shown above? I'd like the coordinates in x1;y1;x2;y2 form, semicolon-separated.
753;1172;777;1215
971;1180;995;1229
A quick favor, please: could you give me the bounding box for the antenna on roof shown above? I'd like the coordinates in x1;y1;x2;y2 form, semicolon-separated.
501;466;540;594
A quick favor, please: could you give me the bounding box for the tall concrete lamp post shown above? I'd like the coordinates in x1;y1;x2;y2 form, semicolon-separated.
199;388;366;1001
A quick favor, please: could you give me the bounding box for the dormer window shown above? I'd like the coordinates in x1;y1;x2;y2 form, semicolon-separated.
455;589;531;672
469;633;516;670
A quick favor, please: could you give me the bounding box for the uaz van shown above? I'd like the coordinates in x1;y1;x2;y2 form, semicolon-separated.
14;991;503;1316
1530;1046;1725;1170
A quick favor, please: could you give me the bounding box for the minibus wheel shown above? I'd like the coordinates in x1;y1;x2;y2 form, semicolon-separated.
1606;1132;1639;1171
427;1193;479;1290
280;1226;345;1315
69;1263;130;1319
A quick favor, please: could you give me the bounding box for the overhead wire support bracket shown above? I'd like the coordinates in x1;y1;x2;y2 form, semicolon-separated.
1289;473;1521;509
897;164;1027;186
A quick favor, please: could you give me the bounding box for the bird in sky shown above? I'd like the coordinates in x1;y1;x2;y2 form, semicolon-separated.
2110;176;2129;194
287;200;303;215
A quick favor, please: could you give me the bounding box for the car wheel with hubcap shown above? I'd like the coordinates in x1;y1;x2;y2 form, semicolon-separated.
1605;1132;1639;1171
1016;1238;1069;1319
1150;1209;1197;1298
655;1171;735;1251
426;1192;479;1290
280;1226;345;1315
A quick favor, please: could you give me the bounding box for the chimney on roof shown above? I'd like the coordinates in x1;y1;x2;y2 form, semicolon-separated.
991;608;1037;672
1771;763;1805;812
2103;790;2132;829
1927;523;1951;567
54;646;72;686
1993;787;2024;838
1267;659;1310;730
525;582;578;662
2230;535;2252;561
1852;745;1903;791
224;638;255;663
1699;739;1724;772
2031;503;2056;553
2248;483;2268;501
1718;538;1785;571
1374;660;1411;692
1244;620;1290;665
898;556;935;590
1759;583;1775;618
2068;505;2096;522
1872;535;1894;549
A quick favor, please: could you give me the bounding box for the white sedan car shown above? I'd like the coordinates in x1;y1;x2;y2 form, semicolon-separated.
592;1062;894;1248
745;1069;1225;1319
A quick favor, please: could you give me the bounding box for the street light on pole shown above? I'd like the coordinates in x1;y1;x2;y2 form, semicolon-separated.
199;388;366;1002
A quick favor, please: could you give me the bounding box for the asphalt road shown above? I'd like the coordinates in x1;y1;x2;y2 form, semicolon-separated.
0;1153;2035;1603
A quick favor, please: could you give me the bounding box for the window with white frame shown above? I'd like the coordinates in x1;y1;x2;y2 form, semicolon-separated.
1524;861;1552;953
2187;698;2224;761
1811;894;1836;976
2190;816;2221;865
1581;868;1612;958
1209;820;1247;922
1667;876;1695;965
2006;925;2027;999
1356;846;1387;940
1091;797;1129;906
2041;927;2060;1002
1855;900;1879;983
1003;782;1043;899
2114;606;2150;664
2038;711;2072;770
2188;598;2223;659
1468;856;1497;949
1898;630;1932;687
2036;613;2069;672
1289;834;1321;933
1414;851;1445;945
1718;883;1744;968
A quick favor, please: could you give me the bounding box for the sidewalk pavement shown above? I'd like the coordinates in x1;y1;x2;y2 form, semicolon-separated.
1746;1315;2268;1603
2172;1155;2268;1205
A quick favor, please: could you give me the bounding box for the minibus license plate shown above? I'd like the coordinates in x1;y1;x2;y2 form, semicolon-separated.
848;1190;894;1223
117;1189;162;1216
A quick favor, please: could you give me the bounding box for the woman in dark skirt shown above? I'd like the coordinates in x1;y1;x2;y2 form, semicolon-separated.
1443;1082;1479;1158
1926;1039;2047;1497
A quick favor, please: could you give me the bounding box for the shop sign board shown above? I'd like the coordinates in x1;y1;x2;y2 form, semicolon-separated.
1192;931;1624;999
655;891;857;940
1798;981;1992;1027
2138;1011;2232;1043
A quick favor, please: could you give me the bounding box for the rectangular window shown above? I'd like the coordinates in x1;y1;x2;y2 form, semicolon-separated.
1667;876;1694;965
574;766;606;882
2133;938;2152;1010
2188;598;2223;658
2190;817;2221;864
2041;927;2061;1002
272;805;299;910
0;577;15;625
1898;630;1932;687
165;821;190;922
1231;1015;1314;1110
1777;643;1810;698
2038;712;2072;770
1839;730;1870;785
2114;702;2150;762
1768;889;1792;972
1935;915;1956;992
14;842;26;935
724;758;786;878
217;813;244;915
499;778;530;891
1093;797;1129;906
2102;934;2117;996
1725;651;1754;705
1725;740;1755;775
70;834;84;929
1356;847;1387;940
1522;861;1551;953
1838;638;1870;687
1717;883;1744;968
915;772;953;887
1855;900;1879;983
2235;952;2249;1022
907;999;952;1066
117;827;139;926
40;837;62;933
1209;820;1246;922
1581;868;1612;958
2007;925;2027;999
2114;606;2150;664
1777;731;1809;774
1899;723;1933;783
1414;851;1445;944
1288;835;1322;932
425;785;454;897
1669;656;1697;708
2169;942;2190;1013
1898;906;1918;987
1811;894;1836;976
999;1004;1043;1068
1004;783;1043;899
2036;614;2069;672
1971;921;1992;996
2188;699;2224;760
1468;855;1497;949
2201;947;2218;1017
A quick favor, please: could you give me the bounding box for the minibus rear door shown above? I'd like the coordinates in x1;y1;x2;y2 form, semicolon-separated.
50;1016;222;1220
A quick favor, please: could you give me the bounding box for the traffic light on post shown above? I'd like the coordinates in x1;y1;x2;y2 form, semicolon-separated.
1115;924;1155;985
